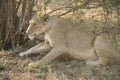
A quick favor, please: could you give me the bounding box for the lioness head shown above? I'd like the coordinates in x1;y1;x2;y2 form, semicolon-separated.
26;15;47;40
26;15;59;40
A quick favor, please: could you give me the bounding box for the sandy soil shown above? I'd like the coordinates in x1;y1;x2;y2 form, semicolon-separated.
0;50;120;80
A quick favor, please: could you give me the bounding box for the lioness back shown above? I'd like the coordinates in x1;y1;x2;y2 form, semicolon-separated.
47;16;97;60
65;26;97;60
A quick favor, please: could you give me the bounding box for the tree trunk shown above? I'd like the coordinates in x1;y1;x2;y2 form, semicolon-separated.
0;0;20;49
0;0;35;50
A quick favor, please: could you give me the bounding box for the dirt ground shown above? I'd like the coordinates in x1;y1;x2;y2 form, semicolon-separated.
0;17;119;80
0;49;120;80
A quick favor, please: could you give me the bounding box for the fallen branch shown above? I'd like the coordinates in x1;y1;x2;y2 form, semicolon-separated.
47;6;72;14
59;0;90;17
96;25;120;35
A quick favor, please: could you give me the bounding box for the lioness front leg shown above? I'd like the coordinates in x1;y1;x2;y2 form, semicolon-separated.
19;42;52;57
28;47;68;68
86;57;108;66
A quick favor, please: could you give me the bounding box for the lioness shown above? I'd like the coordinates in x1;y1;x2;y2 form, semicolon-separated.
19;15;120;67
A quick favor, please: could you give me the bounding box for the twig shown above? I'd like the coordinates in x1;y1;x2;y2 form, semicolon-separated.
58;0;90;17
47;6;72;14
58;9;72;17
96;26;120;35
37;0;75;15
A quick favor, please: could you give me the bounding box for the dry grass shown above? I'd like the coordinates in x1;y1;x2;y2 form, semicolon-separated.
0;49;120;80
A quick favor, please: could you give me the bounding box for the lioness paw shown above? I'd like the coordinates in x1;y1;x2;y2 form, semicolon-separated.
27;62;40;69
19;52;26;57
86;60;107;66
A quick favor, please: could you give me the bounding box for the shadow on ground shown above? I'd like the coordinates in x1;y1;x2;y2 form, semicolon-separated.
0;51;120;80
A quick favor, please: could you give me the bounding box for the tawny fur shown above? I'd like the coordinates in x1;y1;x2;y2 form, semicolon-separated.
19;15;120;67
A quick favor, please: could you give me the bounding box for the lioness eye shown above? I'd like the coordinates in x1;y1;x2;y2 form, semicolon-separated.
33;23;37;26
